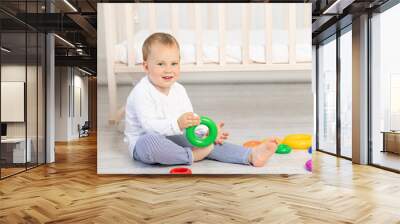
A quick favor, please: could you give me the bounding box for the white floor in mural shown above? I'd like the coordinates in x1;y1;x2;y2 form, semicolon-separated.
98;83;314;174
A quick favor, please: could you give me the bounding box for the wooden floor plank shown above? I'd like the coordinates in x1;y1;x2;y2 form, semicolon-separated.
0;134;399;223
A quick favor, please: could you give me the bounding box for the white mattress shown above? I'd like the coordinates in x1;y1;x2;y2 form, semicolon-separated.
114;29;311;65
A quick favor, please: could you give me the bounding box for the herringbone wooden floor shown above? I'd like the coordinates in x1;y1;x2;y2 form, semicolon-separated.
1;134;399;224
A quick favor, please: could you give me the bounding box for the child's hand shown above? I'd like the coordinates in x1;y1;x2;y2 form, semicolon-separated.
215;121;229;145
178;112;200;130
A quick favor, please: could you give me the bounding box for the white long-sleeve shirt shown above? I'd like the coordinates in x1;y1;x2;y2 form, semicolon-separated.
124;76;194;156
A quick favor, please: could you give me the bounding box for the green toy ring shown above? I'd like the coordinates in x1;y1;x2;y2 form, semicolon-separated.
275;144;292;154
186;116;218;148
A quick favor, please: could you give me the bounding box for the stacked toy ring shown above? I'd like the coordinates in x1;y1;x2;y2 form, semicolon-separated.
275;144;292;154
186;116;218;148
170;167;192;174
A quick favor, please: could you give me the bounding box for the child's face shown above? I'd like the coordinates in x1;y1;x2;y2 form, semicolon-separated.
143;43;180;94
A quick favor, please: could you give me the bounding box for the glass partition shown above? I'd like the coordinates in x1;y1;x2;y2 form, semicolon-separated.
371;4;400;171
339;28;352;158
0;1;46;179
317;36;337;155
1;31;28;178
28;0;39;170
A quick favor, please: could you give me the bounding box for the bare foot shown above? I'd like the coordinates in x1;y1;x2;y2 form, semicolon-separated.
192;144;214;162
249;140;278;167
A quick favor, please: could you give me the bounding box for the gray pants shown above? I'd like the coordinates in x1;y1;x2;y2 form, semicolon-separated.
133;134;251;165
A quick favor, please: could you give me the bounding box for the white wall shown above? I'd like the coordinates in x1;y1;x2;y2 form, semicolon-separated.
55;67;67;141
55;67;89;141
71;74;89;138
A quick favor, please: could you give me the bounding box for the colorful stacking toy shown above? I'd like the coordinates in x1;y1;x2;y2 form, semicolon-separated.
169;167;192;174
305;159;312;172
282;134;312;149
275;144;292;154
243;134;312;155
186;116;218;148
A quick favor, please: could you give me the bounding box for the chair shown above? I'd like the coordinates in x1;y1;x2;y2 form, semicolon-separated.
79;121;90;138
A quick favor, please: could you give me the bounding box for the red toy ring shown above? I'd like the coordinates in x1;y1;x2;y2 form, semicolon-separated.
169;167;192;174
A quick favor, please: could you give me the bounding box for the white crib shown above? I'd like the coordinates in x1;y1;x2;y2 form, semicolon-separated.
98;3;312;123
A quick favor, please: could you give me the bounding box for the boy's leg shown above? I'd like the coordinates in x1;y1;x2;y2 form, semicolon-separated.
133;133;193;165
207;141;278;166
162;135;277;166
206;142;252;165
161;135;279;165
165;135;192;147
166;135;214;161
164;135;270;165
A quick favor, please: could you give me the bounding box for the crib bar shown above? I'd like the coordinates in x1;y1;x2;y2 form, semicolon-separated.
218;4;226;66
112;3;313;79
125;4;135;68
102;4;117;122
207;4;213;30
305;4;311;30
171;4;179;37
188;4;195;29
288;4;296;64
148;3;156;33
195;4;203;66
265;4;273;65
241;4;250;65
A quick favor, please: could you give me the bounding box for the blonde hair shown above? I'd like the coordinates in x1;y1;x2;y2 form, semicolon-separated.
142;32;180;61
